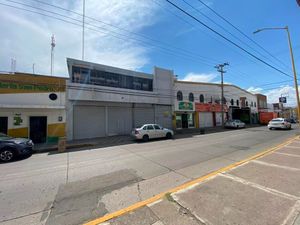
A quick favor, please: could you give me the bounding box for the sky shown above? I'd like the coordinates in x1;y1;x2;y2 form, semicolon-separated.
0;0;300;106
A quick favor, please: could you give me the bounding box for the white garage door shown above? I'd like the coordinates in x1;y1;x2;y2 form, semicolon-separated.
216;113;226;126
134;107;155;128
199;112;213;128
108;107;133;136
73;106;106;139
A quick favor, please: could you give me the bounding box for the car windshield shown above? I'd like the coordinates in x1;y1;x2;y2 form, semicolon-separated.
272;119;283;122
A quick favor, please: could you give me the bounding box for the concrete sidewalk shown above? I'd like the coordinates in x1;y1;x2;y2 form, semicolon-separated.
95;137;300;225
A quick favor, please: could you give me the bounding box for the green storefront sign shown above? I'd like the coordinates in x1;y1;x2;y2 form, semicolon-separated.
0;81;56;92
178;102;193;110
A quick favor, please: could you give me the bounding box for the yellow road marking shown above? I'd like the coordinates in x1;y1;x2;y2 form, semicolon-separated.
83;135;299;225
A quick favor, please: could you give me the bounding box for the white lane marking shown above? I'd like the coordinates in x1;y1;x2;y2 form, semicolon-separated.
252;160;300;171
274;152;300;158
281;201;300;225
220;173;299;201
284;145;300;149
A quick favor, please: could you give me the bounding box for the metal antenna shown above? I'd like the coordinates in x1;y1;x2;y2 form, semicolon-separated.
51;34;56;76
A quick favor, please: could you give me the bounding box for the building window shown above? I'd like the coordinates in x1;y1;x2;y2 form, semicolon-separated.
236;100;239;106
177;91;183;101
189;93;194;102
230;99;234;106
254;102;257;107
251;102;253;107
246;101;248;107
199;94;204;103
72;66;153;91
222;97;227;104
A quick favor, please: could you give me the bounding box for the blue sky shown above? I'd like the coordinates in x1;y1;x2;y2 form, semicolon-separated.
0;0;300;105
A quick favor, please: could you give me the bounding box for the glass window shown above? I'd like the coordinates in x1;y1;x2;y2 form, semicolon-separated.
147;125;154;130
188;113;194;127
176;115;182;129
230;99;234;106
236;100;239;106
154;125;161;129
251;102;253;107
246;101;248;106
199;94;204;103
189;93;194;102
254;102;257;107
177;91;183;101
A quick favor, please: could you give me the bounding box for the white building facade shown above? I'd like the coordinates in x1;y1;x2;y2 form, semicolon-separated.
66;58;173;140
173;81;258;129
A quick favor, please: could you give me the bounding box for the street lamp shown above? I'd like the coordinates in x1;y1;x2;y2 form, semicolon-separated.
253;26;300;121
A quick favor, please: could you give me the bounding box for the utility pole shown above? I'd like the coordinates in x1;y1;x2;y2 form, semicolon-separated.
215;63;229;127
50;34;56;76
82;0;85;60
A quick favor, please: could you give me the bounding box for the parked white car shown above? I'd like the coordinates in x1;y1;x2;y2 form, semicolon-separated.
268;118;291;130
131;124;174;141
225;119;245;129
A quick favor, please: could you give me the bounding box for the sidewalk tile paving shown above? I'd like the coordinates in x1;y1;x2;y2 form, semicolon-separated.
98;137;300;225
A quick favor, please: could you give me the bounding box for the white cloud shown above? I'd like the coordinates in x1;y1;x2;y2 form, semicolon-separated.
182;72;217;82
0;0;160;76
247;86;263;94
263;85;298;107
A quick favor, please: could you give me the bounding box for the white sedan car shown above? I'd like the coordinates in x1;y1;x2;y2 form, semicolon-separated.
131;124;174;141
268;118;291;130
225;119;245;129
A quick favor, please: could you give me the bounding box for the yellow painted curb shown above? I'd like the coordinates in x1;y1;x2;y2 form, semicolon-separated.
83;135;299;225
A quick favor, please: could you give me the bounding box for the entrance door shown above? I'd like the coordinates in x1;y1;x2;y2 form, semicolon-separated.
30;116;47;143
182;114;188;128
0;117;8;134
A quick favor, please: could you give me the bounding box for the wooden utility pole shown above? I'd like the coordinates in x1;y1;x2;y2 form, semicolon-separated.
215;63;229;127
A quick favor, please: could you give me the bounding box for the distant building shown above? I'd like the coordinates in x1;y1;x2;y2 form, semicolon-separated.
0;72;67;143
173;80;259;129
256;94;268;112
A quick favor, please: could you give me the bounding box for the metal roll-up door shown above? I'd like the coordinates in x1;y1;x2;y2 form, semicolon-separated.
216;112;226;126
108;107;132;136
155;105;172;129
134;108;155;128
73;106;106;139
199;112;213;128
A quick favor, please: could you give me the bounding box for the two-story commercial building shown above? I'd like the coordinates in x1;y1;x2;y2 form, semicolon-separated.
173;80;259;129
66;58;173;140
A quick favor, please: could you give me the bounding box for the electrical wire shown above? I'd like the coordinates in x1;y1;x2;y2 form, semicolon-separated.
165;0;293;79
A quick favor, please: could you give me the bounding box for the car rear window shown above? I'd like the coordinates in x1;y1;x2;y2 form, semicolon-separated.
272;119;283;122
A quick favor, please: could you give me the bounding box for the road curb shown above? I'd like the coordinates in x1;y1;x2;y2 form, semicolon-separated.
83;135;299;225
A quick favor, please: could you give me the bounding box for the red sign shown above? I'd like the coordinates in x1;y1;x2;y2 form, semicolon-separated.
195;103;228;112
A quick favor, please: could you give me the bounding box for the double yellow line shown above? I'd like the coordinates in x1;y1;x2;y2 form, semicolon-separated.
84;135;299;225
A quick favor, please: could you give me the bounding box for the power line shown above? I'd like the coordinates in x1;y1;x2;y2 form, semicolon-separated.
195;0;292;72
165;0;293;79
180;0;287;72
24;0;219;65
0;1;218;67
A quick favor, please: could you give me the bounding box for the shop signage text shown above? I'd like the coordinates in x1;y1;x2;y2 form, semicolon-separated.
178;102;194;110
195;103;228;112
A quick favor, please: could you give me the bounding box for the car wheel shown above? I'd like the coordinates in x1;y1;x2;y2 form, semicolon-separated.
0;148;15;162
142;135;149;142
236;125;239;129
269;127;273;130
166;132;172;139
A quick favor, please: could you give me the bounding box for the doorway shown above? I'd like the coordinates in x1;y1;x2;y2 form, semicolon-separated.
0;117;8;134
182;114;188;128
30;116;47;143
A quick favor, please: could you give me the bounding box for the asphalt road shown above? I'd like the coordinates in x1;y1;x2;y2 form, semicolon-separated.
0;126;299;225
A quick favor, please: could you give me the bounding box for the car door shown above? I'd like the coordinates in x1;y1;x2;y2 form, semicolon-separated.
146;125;155;139
154;124;164;138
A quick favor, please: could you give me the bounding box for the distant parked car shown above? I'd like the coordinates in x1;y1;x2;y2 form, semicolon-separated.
268;118;291;130
131;124;174;141
0;133;34;162
225;120;245;129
